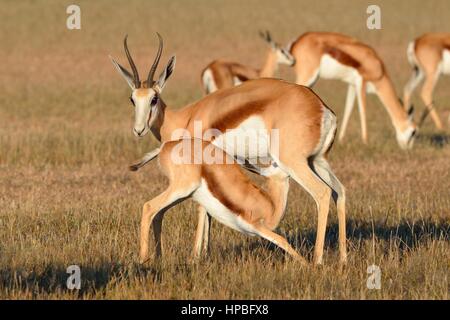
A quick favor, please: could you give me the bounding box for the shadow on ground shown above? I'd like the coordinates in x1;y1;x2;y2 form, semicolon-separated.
0;261;161;297
417;133;450;148
1;219;448;295
225;218;450;260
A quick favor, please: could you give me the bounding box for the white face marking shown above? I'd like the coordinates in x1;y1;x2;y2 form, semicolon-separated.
441;49;450;74
396;124;416;150
192;179;258;236
212;116;271;162
319;54;360;84
276;48;295;66
131;89;158;137
202;68;218;93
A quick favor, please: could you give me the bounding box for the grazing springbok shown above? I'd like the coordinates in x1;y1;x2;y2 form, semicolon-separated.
403;33;450;130
200;31;295;94
139;138;303;263
110;34;346;265
286;32;417;149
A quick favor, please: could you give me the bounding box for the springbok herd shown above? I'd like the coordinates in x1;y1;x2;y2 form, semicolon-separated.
110;31;450;266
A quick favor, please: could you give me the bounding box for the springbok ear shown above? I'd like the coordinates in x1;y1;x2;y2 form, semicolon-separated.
155;55;176;93
109;55;136;89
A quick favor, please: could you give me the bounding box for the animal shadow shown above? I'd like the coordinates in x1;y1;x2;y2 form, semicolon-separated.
417;133;450;148
0;261;161;297
225;218;449;260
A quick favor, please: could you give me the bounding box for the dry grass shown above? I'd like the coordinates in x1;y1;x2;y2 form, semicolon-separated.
0;0;449;299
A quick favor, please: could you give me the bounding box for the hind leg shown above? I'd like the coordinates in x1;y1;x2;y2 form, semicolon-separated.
312;157;347;264
279;159;332;265
193;205;211;259
403;67;424;110
356;81;368;144
421;71;443;129
254;224;307;265
338;84;356;142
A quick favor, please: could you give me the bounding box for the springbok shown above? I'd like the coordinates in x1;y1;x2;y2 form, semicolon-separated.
403;33;450;130
286;32;417;149
200;31;295;94
139;138;304;263
110;34;346;265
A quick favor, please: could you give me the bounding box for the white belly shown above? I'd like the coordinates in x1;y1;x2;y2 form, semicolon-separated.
212;116;273;165
441;49;450;74
319;54;361;85
193;179;257;236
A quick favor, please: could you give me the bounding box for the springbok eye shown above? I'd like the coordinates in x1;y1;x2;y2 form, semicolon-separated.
129;97;135;106
150;95;158;106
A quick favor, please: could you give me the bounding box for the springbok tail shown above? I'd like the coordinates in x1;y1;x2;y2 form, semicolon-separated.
406;41;417;67
129;147;161;171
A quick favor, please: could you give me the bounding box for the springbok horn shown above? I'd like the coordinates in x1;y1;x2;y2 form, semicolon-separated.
259;30;270;44
265;30;272;43
147;32;163;86
124;35;140;88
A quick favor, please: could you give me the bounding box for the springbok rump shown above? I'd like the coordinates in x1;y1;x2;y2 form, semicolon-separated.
403;33;450;130
110;33;346;265
286;32;417;149
139;138;304;264
200;31;295;94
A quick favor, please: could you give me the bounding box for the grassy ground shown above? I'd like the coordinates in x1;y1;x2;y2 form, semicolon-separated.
0;0;449;299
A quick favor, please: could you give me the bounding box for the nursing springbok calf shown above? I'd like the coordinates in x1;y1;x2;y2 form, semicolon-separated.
139;138;303;263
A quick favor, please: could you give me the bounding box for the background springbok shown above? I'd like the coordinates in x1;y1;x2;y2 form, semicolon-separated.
139;138;302;264
403;33;450;130
200;31;295;94
286;32;417;149
110;34;347;265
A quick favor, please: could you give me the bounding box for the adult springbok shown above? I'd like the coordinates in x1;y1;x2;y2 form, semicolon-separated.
286;32;417;149
403;33;450;130
201;31;295;94
110;34;346;265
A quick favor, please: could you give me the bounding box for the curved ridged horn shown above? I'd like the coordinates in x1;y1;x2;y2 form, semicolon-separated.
265;30;272;43
259;30;270;43
124;35;140;88
147;32;163;86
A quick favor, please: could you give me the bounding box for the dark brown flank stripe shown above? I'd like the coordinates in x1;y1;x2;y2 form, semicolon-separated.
200;166;245;216
324;46;361;69
210;101;267;132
